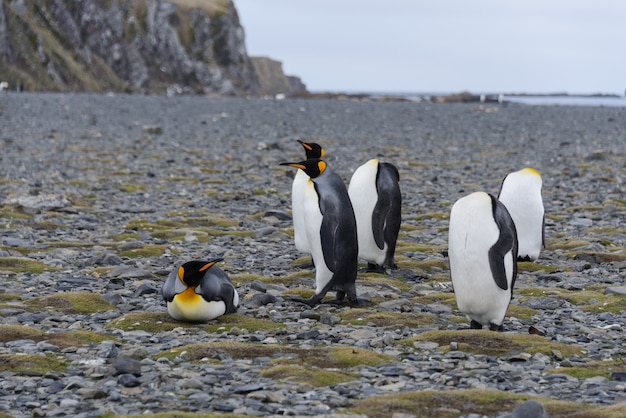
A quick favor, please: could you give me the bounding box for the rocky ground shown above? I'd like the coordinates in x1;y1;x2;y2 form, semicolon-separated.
0;92;625;418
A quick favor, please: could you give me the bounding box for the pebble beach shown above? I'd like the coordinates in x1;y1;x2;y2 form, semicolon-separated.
0;92;625;417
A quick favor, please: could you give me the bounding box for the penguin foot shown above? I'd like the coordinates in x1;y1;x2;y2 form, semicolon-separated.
286;292;335;307
489;322;504;332
469;320;483;330
361;263;386;274
284;295;318;306
321;298;345;306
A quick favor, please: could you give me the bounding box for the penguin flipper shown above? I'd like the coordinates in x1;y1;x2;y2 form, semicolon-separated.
161;271;179;302
220;283;238;314
320;216;338;273
488;194;518;291
376;163;402;264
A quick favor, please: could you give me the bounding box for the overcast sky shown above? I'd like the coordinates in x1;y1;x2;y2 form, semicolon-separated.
235;0;626;95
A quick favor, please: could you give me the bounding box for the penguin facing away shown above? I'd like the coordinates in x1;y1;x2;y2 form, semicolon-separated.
280;158;359;306
162;258;239;322
498;167;544;261
348;159;401;273
292;140;325;254
448;192;518;331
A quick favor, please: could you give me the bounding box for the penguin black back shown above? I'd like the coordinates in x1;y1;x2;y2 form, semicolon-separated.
373;161;401;268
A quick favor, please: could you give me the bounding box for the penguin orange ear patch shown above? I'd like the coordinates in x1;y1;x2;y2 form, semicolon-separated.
178;266;185;280
317;160;327;174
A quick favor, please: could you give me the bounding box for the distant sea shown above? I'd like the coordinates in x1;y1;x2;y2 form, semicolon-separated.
500;95;626;107
361;91;626;107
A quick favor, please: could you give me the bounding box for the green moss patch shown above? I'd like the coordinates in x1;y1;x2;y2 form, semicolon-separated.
395;241;446;255
261;364;358;387
546;239;591;251
0;325;114;348
106;312;284;333
548;360;626;380
0;205;33;220
204;313;286;333
339;308;439;328
506;303;539;321
404;330;583;358
414;212;449;221
102;413;248;418
125;218;252;241
26;291;115;314
0;353;67;375
107;312;191;332
0;293;21;302
0;257;56;273
517;261;563;273
517;287;626;314
566;251;626;263
157;341;395;369
118;244;168;258
344;388;624;418
400;257;448;273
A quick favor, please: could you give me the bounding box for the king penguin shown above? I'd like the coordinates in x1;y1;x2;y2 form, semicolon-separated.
292;140;325;254
448;192;518;331
498;167;545;261
161;258;239;322
348;159;401;273
280;158;359;306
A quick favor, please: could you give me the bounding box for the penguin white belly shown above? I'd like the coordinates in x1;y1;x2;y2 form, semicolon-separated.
303;180;333;294
449;193;513;326
348;159;387;266
499;190;543;260
167;287;227;322
292;169;310;253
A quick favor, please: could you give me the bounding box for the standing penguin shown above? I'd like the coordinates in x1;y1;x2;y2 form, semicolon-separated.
498;167;545;261
281;158;359;306
162;258;239;322
292;140;325;254
448;192;518;331
348;159;401;273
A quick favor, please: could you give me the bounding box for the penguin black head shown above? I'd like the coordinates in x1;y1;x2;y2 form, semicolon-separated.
297;140;325;159
178;257;223;287
280;158;327;178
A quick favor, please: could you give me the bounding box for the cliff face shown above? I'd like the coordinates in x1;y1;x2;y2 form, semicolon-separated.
0;0;306;95
250;56;307;97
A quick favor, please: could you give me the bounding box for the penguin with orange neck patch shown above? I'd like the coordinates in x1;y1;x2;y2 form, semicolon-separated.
292;140;325;254
281;158;359;306
162;258;239;322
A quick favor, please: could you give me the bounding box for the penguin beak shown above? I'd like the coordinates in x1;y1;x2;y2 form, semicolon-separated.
199;257;224;272
280;162;306;170
298;140;313;151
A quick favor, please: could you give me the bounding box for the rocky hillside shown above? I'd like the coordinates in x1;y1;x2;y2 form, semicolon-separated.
0;0;306;95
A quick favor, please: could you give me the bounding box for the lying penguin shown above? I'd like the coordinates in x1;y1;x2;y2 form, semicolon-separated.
448;192;518;331
162;257;239;321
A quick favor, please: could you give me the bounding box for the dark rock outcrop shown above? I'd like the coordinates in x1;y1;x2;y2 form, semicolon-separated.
251;56;307;97
0;0;306;95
